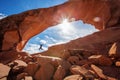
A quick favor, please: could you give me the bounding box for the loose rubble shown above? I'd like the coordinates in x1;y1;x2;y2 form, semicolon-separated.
0;42;120;80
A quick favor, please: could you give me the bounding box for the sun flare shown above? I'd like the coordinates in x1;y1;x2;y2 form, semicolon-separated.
61;18;69;24
59;18;74;36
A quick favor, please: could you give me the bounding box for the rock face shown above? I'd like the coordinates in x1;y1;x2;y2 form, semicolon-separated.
0;0;120;51
0;0;120;80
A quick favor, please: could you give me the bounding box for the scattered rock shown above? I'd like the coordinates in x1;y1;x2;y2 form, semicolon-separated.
70;65;94;79
91;64;107;79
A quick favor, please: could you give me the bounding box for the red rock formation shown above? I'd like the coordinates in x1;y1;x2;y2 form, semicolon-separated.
41;27;120;58
0;0;120;51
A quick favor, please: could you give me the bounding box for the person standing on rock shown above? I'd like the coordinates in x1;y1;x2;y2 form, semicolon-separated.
39;44;43;50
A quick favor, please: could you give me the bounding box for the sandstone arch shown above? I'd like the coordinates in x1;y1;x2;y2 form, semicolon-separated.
0;0;120;52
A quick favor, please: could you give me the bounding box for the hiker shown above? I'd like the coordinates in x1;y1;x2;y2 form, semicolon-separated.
39;44;43;50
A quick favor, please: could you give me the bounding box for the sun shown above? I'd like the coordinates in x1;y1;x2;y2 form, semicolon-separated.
60;18;70;27
61;18;69;25
59;18;74;36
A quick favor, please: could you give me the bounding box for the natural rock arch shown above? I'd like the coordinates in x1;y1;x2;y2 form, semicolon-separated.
0;0;120;52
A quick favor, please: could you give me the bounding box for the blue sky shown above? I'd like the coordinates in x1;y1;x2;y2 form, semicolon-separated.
0;0;68;15
0;0;98;53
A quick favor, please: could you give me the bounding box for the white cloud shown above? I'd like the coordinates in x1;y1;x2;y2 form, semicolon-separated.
0;13;7;19
45;36;57;43
40;40;47;44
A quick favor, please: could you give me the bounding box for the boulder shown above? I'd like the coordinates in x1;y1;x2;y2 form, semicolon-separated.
34;63;55;80
53;65;66;80
36;55;71;70
36;55;62;67
109;42;120;58
88;55;112;66
0;63;10;78
24;62;40;76
91;64;107;79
